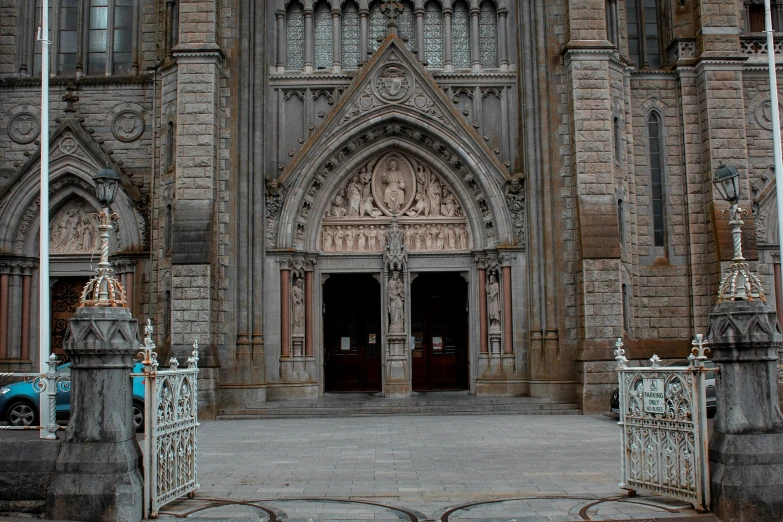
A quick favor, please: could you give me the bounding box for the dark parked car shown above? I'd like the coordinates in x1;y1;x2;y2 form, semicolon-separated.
610;360;716;417
0;362;146;431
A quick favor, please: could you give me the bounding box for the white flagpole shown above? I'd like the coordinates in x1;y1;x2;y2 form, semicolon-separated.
39;0;52;439
766;0;783;290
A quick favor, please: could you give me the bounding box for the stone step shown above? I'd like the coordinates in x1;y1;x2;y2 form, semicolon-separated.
217;396;582;419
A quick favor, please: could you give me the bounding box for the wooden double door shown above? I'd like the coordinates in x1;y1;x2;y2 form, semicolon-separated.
411;272;469;390
323;274;382;391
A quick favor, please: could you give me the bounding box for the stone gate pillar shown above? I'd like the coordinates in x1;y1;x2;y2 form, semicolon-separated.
383;218;411;398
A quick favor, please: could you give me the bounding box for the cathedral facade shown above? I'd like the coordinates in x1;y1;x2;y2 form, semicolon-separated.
0;0;780;416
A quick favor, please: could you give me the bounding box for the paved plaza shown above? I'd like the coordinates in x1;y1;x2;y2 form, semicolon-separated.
157;414;717;522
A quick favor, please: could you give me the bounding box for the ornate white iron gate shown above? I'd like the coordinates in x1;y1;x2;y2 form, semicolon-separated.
614;335;711;512
135;321;200;519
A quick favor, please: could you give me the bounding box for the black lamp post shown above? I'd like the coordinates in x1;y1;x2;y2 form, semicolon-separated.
711;163;763;301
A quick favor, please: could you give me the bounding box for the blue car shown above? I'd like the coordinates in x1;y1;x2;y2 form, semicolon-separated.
0;362;146;432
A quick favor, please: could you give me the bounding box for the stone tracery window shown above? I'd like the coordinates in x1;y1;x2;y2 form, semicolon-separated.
452;1;471;68
625;0;661;68
369;1;386;53
647;111;665;248
479;1;499;68
342;0;361;68
398;1;416;50
313;1;333;70
424;1;443;67
286;2;305;70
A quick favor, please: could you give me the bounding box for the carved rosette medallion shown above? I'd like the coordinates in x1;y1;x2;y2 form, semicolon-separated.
749;93;783;132
373;64;413;103
8;111;41;144
59;137;78;155
107;103;147;143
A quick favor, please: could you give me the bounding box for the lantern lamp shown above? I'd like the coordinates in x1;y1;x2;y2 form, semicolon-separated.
93;163;120;209
712;162;741;205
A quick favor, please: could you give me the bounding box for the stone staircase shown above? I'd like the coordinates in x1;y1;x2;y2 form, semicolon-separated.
216;391;582;419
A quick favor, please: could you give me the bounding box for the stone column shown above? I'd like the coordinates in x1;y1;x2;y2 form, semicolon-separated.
443;8;453;72
304;8;314;73
21;265;32;361
280;267;291;359
497;8;508;71
332;8;341;73
276;9;286;71
305;269;314;358
384;270;411;398
0;266;9;359
47;307;143;521
470;6;480;72
8;265;22;358
478;265;488;355
502;265;513;355
359;8;368;63
415;7;425;62
707;299;783;520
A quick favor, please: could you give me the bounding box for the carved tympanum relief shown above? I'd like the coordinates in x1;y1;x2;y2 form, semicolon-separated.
320;153;470;253
50;200;97;254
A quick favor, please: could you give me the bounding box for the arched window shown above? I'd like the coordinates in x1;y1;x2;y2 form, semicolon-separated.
342;0;361;68
452;1;471;68
622;283;630;333
286;2;305;70
424;1;443;67
625;0;661;68
166;121;175;171
112;0;134;74
614;116;622;163
313;1;333;70
479;1;498;68
163;290;171;340
165;204;173;252
398;1;416;50
369;1;385;53
648;112;665;248
618;198;625;245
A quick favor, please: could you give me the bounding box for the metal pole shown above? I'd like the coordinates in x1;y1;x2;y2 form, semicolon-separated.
765;0;783;305
39;0;52;440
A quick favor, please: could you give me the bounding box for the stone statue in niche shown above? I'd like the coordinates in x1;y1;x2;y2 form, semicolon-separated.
292;277;304;332
388;271;405;332
368;226;377;250
382;160;406;213
50;201;97;254
427;171;442;217
487;273;501;330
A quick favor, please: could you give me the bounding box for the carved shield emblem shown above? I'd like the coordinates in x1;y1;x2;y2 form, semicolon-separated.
373;65;412;102
383;76;403;97
118;114;137;134
16;116;34;135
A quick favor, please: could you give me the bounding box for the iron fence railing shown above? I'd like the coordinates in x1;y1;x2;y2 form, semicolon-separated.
615;335;711;512
133;320;199;519
0;354;67;438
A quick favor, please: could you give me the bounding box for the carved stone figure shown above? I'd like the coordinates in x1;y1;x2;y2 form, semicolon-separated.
425;225;434;250
436;226;445;250
379;226;387;250
427;173;442;217
345;228;354;251
382;160;406;213
331;190;347;217
51;203;96;254
292;278;304;331
458;225;468;249
368;226;377;250
357;226;366;251
388;271;405;332
442;189;458;217
408;193;428;217
323;227;334;251
487;273;500;328
334;226;344;250
347;177;362;217
447;225;456;249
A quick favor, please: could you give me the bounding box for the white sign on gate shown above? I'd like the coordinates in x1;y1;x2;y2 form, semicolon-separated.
642;378;665;414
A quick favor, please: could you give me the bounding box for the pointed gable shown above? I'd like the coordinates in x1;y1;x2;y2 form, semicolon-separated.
279;35;508;186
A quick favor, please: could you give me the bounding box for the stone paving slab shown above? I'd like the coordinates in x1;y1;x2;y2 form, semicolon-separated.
151;415;719;521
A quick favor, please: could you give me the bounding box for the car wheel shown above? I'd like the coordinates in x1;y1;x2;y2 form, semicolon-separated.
132;401;144;433
6;400;38;427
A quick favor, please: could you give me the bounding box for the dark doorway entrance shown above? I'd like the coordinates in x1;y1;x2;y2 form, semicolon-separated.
323;274;382;392
51;277;89;363
411;272;469;390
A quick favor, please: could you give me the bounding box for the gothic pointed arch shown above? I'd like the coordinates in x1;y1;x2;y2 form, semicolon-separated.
272;35;515;251
0;116;147;257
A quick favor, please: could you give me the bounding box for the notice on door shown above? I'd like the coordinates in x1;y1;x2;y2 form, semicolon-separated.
368;333;376;345
432;336;443;351
340;337;351;351
643;378;665;414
